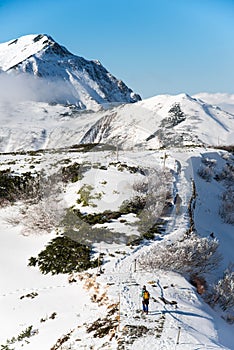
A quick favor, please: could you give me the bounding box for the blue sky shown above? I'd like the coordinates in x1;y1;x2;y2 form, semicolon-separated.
0;0;234;98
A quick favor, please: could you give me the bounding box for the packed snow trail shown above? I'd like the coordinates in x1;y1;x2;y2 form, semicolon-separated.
101;255;231;350
98;151;233;349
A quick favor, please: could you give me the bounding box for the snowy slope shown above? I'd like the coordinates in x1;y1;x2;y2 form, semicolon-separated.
82;93;234;148
0;34;141;109
0;101;102;152
0;147;233;349
0;93;234;152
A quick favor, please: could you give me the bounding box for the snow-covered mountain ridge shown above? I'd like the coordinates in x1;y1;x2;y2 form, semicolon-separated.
0;92;233;152
0;34;141;109
81;93;234;149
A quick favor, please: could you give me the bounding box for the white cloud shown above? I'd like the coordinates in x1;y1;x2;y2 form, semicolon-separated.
0;71;76;104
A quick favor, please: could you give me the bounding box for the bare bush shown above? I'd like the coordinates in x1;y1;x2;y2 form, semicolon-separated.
133;168;173;233
216;163;234;186
215;159;234;224
219;189;234;224
138;233;221;276
213;266;234;312
4;214;21;226
21;196;65;235
18;174;66;235
201;157;217;167
132;179;148;195
197;157;218;182
197;165;213;182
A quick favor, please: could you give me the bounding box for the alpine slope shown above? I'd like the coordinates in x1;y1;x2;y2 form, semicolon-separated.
0;146;233;350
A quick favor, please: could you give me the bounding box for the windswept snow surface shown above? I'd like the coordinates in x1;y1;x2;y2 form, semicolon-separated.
0;148;233;349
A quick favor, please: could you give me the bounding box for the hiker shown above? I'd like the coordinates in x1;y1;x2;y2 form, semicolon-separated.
210;232;215;239
141;285;150;314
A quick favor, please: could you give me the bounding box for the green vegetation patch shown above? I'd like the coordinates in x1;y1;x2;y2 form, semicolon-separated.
1;325;33;349
77;184;95;206
28;235;98;274
61;162;82;183
71;208;123;225
109;162;145;175
61;208;139;245
119;196;146;215
0;169;40;204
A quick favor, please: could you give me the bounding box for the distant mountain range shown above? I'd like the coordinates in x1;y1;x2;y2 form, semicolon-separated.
0;34;141;109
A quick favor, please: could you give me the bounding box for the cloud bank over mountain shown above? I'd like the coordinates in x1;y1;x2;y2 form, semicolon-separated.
0;72;72;103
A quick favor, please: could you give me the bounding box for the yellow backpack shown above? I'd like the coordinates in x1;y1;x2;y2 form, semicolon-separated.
143;290;150;300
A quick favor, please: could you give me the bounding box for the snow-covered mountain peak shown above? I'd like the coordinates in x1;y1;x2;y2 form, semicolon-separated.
0;34;59;71
0;34;141;109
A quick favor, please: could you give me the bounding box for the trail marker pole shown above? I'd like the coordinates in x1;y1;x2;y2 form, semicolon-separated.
97;253;101;275
118;291;121;331
163;152;168;170
134;259;137;272
116;144;119;162
176;326;181;345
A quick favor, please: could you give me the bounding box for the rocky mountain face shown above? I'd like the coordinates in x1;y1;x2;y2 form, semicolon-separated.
0;34;141;109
